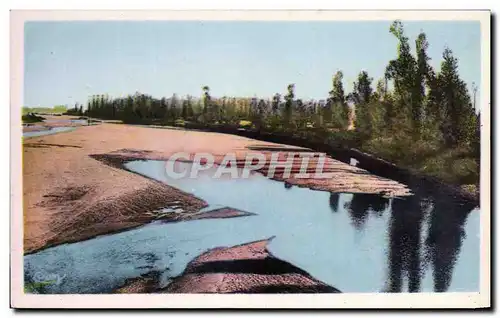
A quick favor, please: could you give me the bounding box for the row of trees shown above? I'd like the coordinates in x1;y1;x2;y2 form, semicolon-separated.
84;84;347;127
83;21;480;179
64;103;84;116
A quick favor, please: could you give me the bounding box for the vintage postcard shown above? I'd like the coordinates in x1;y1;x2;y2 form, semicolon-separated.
10;10;490;309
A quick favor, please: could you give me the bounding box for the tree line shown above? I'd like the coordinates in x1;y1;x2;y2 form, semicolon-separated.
82;21;481;185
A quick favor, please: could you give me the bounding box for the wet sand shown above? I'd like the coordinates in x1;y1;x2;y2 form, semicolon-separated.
23;122;410;254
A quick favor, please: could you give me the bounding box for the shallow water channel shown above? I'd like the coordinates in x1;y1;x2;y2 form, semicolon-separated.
23;126;76;138
43;119;88;125
24;160;479;294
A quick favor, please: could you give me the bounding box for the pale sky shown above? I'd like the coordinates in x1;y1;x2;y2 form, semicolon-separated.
24;20;481;107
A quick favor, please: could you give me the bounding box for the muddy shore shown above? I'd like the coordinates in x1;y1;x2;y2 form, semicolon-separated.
23;120;410;254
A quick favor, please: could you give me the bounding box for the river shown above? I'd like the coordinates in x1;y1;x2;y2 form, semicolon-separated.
24;160;479;293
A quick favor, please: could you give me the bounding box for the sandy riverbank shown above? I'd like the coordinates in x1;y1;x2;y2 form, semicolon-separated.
23;122;410;254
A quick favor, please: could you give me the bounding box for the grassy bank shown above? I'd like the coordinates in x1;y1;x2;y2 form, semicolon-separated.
195;121;479;189
264;126;478;188
360;136;478;187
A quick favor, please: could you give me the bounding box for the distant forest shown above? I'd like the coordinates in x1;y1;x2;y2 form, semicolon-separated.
75;21;480;187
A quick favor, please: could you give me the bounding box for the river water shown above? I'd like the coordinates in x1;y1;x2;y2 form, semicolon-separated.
42;119;88;125
24;160;479;294
23;126;76;138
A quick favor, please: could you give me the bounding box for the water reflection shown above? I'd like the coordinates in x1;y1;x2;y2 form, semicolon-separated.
386;195;426;292
343;190;478;292
329;193;340;213
424;198;476;292
345;194;390;230
378;192;477;293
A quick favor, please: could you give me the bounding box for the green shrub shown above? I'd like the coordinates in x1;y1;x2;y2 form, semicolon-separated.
449;158;479;184
239;120;252;128
174;119;186;127
22;113;45;123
